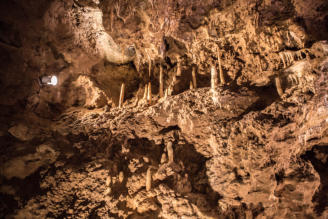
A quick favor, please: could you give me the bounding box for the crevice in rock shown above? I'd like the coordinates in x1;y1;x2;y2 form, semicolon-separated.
301;144;328;215
174;142;221;216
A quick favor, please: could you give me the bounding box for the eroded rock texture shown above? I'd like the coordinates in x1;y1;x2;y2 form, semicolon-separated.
0;0;327;218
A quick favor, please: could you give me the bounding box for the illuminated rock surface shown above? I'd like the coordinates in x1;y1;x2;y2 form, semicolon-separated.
0;0;327;218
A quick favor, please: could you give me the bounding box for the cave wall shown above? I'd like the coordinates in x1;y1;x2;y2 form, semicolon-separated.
0;0;327;218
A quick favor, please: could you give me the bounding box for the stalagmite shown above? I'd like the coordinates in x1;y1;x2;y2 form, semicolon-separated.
167;141;174;163
119;83;125;108
211;65;218;89
164;88;168;98
217;51;226;85
118;171;124;183
190;81;193;90
160;153;167;164
257;55;262;72
105;176;111;187
146;167;152;191
159;65;164;98
104;188;111;195
275;76;284;97
147;82;152;104
168;86;172;96
173;75;177;83
133;96;139;107
143;85;148;100
192;66;197;88
176;58;182;76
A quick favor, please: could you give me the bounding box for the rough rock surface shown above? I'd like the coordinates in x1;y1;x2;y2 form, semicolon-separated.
1;56;327;217
0;0;327;218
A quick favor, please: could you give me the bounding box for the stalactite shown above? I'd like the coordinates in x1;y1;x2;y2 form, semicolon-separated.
217;51;226;85
279;52;286;68
284;51;293;66
304;50;310;60
288;51;294;63
211;65;218;89
119;83;125;108
159;65;164;98
192;66;197;89
284;52;289;66
275;76;284;97
114;3;125;24
147;82;152;104
146;167;152;191
167;141;174;163
286;32;291;45
288;74;298;85
297;50;303;60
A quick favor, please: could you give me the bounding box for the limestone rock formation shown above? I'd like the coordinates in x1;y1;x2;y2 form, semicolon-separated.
0;0;327;218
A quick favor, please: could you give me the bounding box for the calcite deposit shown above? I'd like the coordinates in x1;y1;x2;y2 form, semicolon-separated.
0;0;327;218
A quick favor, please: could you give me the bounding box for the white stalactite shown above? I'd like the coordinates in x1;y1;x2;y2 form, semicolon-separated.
275;76;284;97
